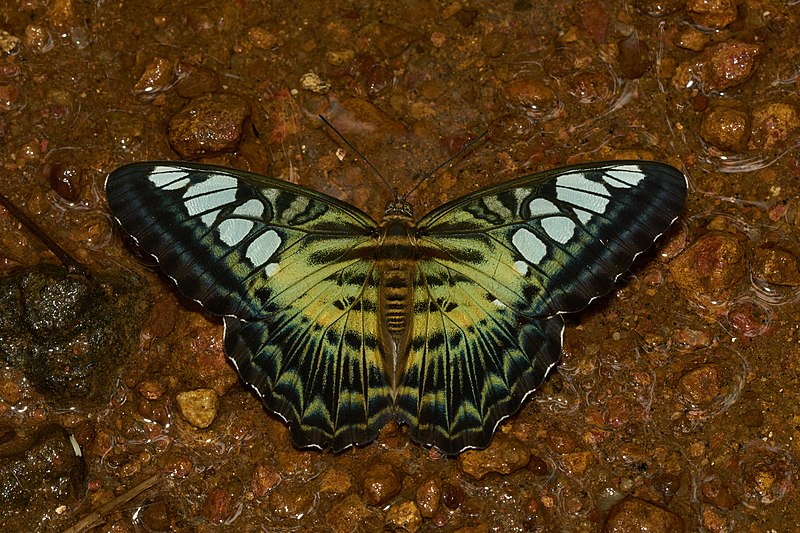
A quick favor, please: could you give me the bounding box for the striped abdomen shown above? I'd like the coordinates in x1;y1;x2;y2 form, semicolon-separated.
376;216;417;388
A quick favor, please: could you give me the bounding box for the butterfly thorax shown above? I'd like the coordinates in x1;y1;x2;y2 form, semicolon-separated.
376;211;417;389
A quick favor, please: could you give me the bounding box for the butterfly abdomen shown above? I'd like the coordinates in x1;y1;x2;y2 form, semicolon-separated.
374;217;418;383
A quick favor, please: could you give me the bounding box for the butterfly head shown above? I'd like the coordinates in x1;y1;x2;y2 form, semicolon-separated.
384;200;413;219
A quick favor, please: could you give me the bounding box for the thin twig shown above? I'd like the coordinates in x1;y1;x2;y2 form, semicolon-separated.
0;190;90;277
63;474;160;533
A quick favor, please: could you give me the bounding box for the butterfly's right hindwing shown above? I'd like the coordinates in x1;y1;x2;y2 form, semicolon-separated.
106;162;392;450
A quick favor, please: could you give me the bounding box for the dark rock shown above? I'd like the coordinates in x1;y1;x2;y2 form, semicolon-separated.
0;265;148;405
0;425;85;527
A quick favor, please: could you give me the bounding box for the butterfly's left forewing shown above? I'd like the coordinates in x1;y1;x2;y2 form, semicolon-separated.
395;161;686;452
106;163;393;450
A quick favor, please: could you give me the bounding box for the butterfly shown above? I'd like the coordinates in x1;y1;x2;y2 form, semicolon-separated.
105;158;686;454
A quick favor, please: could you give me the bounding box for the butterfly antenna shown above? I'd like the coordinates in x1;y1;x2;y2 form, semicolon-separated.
403;129;489;200
0;190;91;278
318;114;397;196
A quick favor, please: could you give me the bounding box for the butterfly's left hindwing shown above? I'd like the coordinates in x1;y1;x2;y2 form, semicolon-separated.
106;162;393;449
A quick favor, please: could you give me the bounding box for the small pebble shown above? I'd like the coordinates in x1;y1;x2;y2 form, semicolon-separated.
385;500;422;533
46;163;82;201
326;49;356;66
174;62;220;99
132;57;174;95
700;104;751;152
752;244;800;285
503;78;557;111
673;41;762;92
669;233;746;306
168;93;250;158
0;29;20;54
175;388;219;429
137;380;165;400
458;434;531;480
442;481;464;509
749;102;799;150
617;34;651;79
320;468;352;494
250;464;281;497
560;451;594;477
0;83;20;112
268;483;315;519
602;496;685;532
139;500;170;531
415;478;441;518
375;24;416;58
727;300;770;338
700;474;739;509
678;364;721;405
362;462;402;506
299;72;330;94
686;0;737;28
201;488;234;524
327;493;370;533
24;24;52;53
738;446;794;505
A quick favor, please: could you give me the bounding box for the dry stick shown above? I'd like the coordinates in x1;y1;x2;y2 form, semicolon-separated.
0;190;90;277
63;474;160;533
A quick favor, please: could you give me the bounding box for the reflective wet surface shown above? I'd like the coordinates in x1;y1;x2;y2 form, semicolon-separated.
0;0;798;531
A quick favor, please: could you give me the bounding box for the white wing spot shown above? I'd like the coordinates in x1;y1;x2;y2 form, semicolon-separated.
492;298;507;310
246;230;281;267
201;209;220;228
528;197;560;216
149;167;190;190
556;181;610;214
184;175;238;217
573;208;593;225
603;166;645;187
264;263;280;277
512;228;546;265
514;261;528;275
233;199;265;218
541;216;576;244
217;218;254;246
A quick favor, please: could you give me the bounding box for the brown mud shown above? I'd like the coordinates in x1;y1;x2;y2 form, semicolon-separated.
0;0;798;531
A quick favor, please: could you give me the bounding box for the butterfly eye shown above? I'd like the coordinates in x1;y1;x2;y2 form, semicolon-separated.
385;201;413;218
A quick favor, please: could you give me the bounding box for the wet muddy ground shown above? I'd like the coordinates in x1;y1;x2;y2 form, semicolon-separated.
0;0;799;531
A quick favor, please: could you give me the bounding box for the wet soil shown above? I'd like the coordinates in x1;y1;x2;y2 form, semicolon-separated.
0;0;799;531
